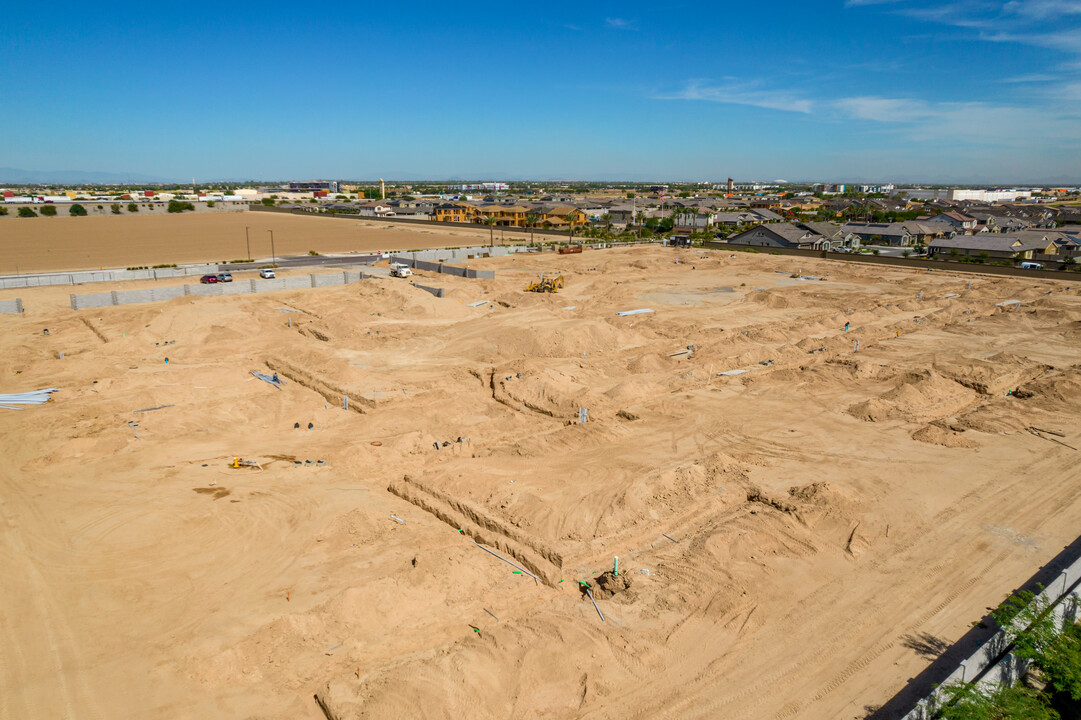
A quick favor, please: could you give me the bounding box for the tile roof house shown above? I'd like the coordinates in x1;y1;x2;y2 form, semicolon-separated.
927;234;1048;260
726;222;841;250
925;211;979;232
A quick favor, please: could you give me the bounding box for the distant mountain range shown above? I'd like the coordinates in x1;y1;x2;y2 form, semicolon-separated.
1;166;1077;187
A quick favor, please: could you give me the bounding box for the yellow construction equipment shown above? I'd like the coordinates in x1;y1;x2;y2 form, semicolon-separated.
525;274;564;293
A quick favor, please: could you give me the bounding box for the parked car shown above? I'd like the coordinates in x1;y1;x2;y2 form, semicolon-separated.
217;273;233;283
199;274;218;284
1019;262;1044;270
259;268;276;279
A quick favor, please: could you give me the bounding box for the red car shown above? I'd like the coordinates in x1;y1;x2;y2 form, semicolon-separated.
199;274;218;284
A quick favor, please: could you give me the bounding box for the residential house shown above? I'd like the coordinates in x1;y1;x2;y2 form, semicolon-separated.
673;211;710;232
434;202;479;223
713;212;765;228
725;222;836;250
925;211;979;233
751;208;784;222
355;202;396;217
926;235;1048;260
842;222;912;246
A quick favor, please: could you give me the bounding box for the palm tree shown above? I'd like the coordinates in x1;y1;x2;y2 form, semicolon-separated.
566;214;576;243
483;214;497;247
601;213;612;242
525;213;539;246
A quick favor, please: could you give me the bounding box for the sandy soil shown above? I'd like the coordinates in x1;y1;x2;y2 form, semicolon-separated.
0;212;526;274
2;245;1081;720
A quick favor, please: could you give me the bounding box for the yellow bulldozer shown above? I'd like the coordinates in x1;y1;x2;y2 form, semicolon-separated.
525;274;564;293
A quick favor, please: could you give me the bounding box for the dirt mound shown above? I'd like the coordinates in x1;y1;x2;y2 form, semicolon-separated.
626;352;670;373
591;569;634;601
911;424;979;448
492;363;612;420
847;370;976;422
933;352;1050;396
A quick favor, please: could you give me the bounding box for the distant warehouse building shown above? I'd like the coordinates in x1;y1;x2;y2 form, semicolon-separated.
289;180;339;193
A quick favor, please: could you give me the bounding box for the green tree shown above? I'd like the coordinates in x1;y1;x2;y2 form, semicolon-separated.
127;202;139;213
995;591;1081;700
0;206;8;216
167;200;195;213
483;214;497;247
69;203;88;216
525;213;539;245
18;207;37;217
600;213;612;242
934;682;1058;720
261;198;275;207
206;200;216;207
111;204;122;214
40;205;57;216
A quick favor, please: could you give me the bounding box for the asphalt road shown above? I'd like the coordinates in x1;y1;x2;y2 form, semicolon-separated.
220;254;380;272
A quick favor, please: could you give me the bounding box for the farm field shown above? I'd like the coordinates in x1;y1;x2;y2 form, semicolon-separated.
2;244;1081;719
0;211;513;274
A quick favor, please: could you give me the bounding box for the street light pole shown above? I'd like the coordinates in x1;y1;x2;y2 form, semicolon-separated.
269;230;276;266
245;226;251;262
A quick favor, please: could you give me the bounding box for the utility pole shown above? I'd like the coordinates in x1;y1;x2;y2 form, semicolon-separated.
245;226;251;262
269;230;276;266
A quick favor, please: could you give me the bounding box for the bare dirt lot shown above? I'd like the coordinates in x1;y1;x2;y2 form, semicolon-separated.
2;245;1081;720
0;211;516;273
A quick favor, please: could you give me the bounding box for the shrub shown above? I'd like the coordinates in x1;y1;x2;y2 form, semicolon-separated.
206;200;215;207
308;250;320;256
127;203;139;213
167;200;195;213
261;198;275;206
96;205;103;210
19;207;38;217
0;207;7;216
40;205;58;216
111;204;121;214
69;203;88;216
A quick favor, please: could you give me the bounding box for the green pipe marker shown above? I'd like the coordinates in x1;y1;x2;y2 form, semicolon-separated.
614;556;619;576
512;570;522;574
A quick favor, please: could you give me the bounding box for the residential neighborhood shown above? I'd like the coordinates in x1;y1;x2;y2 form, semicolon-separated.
3;179;1080;266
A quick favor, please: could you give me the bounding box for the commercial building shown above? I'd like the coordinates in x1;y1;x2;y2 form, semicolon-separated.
946;188;1032;203
289;180;339;193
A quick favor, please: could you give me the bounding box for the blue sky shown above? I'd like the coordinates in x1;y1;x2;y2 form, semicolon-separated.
1;1;1079;183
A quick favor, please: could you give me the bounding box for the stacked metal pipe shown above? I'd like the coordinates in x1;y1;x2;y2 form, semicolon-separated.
0;388;60;410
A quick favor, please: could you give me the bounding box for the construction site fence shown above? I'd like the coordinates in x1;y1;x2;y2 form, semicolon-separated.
69;271;371;311
0;264;222;290
702;242;1081;281
0;298;23;314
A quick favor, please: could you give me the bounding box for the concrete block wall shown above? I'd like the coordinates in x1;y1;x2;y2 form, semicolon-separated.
69;272;370;310
0;264;219;290
0;298;23;313
390;255;491;279
70;291;116;310
412;283;445;298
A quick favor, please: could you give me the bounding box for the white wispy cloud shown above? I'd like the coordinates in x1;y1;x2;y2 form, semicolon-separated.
858;1;1081;54
654;79;814;113
657;81;1080;147
605;17;635;30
